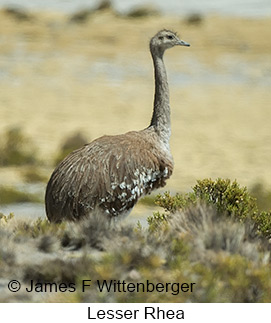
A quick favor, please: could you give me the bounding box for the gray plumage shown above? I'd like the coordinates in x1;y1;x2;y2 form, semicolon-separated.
45;29;190;222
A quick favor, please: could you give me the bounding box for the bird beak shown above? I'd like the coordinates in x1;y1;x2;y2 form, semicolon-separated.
177;40;190;47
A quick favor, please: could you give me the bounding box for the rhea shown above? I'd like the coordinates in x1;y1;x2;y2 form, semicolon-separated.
45;29;190;222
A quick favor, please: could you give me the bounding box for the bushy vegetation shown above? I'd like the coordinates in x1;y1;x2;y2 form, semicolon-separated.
2;6;33;21
0;178;271;303
54;131;88;166
150;178;271;238
0;127;39;167
250;183;271;212
0;128;89;205
154;178;257;218
0;186;42;205
125;5;160;18
69;0;115;23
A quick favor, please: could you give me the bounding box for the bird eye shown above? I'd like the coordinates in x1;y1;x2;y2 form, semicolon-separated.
167;35;173;40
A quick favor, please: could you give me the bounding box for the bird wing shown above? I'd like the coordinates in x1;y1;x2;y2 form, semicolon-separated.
45;131;173;221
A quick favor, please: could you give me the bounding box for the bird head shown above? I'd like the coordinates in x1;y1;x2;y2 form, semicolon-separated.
150;29;190;56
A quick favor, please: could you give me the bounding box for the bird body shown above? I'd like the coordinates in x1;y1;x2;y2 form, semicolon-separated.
45;29;190;222
46;128;173;221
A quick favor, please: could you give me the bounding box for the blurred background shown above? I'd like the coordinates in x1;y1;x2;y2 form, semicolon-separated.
0;0;271;222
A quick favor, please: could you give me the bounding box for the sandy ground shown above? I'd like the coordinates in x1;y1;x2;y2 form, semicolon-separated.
0;8;271;196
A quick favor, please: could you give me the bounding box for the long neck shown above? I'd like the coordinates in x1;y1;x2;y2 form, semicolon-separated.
149;50;171;146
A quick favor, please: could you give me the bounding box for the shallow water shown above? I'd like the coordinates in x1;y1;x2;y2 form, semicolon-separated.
0;0;271;17
0;202;45;219
0;201;150;226
0;183;46;219
0;182;151;224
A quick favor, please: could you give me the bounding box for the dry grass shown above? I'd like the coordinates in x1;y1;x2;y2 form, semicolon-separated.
1;199;270;303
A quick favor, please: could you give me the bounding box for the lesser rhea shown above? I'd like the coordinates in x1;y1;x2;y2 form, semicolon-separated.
45;29;190;222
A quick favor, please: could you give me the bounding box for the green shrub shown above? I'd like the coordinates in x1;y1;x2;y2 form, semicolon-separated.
0;212;14;222
3;7;32;21
126;5;160;18
190;255;270;302
154;191;195;213
192;178;258;220
54;131;88;166
0;186;42;205
23;167;48;183
155;178;257;218
14;217;66;239
253;211;271;239
147;211;169;233
1;178;271;303
250;183;271;212
0;127;39;166
147;178;271;238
